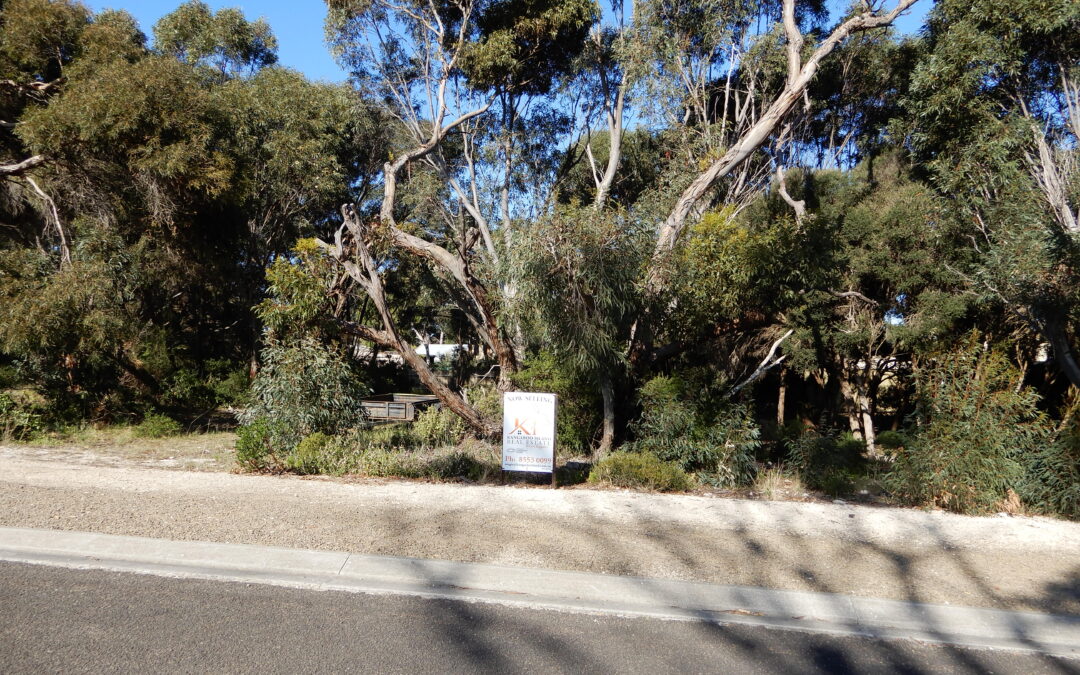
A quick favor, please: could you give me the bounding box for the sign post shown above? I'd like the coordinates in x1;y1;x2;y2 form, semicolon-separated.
502;391;558;487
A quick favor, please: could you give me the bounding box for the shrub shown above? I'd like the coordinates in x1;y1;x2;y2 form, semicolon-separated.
788;432;867;493
464;383;502;422
413;405;466;447
235;416;289;471
886;345;1051;514
286;432;333;475
1020;410;1080;519
240;336;369;452
510;351;602;453
0;391;41;441
351;423;419;450
588;451;694;492
423;449;490;481
133;412;182;439
357;447;424;478
628;375;758;487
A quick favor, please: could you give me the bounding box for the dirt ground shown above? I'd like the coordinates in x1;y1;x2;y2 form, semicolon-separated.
1;440;1078;615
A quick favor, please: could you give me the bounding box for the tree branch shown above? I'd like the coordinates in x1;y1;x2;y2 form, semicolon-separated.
0;155;46;177
646;0;921;293
728;329;795;397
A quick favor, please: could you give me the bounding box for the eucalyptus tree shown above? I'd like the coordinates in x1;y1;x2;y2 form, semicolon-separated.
905;0;1080;388
0;0;92;264
320;0;599;434
152;0;277;78
1;1;377;418
641;0;922;295
317;0;925;439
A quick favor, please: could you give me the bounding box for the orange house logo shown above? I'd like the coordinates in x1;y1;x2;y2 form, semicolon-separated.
509;417;536;436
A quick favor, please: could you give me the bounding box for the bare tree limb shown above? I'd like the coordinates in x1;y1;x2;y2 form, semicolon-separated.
321;206;499;436
831;290;878;305
728;329;795;397
594;67;627;208
775;164;806;223
24;175;71;268
646;0;921;293
0;155;46;177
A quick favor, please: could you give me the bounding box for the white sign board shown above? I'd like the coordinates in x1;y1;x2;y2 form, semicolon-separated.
502;392;557;473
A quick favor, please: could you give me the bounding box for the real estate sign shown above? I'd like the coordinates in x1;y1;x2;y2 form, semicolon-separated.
502;392;557;473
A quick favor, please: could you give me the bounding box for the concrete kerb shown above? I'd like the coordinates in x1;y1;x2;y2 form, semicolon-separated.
1;526;1078;659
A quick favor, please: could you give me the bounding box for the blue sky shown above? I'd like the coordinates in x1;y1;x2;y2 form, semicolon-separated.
84;1;931;84
84;1;348;82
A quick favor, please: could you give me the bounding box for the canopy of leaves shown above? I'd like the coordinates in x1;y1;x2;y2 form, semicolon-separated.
153;0;277;77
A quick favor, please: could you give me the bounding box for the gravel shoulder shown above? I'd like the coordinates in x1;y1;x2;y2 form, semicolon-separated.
1;443;1078;614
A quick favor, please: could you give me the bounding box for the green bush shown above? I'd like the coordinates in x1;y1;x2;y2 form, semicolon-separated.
0;391;41;441
788;432;867;492
286;432;333;474
239;336;369;452
628;375;758;487
886;345;1051;514
588;451;694;492
464;383;502;422
357;447;424;478
511;351;602;454
352;423;419;450
235;416;290;471
133;412;182;438
413;405;466;447
1020;410;1080;519
423;449;490;481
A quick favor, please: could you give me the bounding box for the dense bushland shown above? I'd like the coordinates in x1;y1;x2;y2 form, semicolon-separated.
1;0;1078;517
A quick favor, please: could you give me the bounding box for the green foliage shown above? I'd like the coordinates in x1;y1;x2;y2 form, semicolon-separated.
256;239;341;339
240;336;369;452
0;392;42;441
234;415;288;471
412;406;466;447
133;412;182;439
423;450;489;481
160;360;249;411
628;375;758;487
152;0;277;77
1;2;383;428
510;351;600;453
285;431;333;475
788;432;868;495
459;0;598;95
510;205;644;376
0;0;89;80
462;382;502;422
588;451;693;492
887;341;1052;514
276;428;498;480
1019;407;1080;519
352;423;420;451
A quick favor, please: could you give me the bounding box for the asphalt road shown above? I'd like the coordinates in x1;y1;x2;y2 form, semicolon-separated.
1;563;1076;674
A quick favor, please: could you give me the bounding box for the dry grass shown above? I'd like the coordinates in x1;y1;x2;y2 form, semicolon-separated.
14;426;236;472
752;466;807;502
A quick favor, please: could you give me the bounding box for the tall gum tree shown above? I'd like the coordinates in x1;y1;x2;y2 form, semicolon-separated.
320;0;597;436
905;0;1080;388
